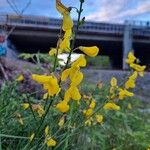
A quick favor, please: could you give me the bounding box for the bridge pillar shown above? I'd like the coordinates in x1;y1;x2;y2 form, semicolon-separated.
0;29;7;56
123;25;133;70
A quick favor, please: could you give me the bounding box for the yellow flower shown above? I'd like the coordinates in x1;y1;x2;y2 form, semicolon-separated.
16;74;24;81
64;86;81;101
61;55;86;85
83;108;93;117
61;55;86;86
49;48;56;56
56;101;70;113
78;46;99;57
45;126;49;137
29;133;35;142
70;86;81;100
125;79;135;89
62;14;73;31
56;0;73;31
85;118;93;126
46;138;57;147
61;68;70;81
89;99;96;109
32;104;45;117
32;74;60;97
43;93;49;100
71;54;87;67
110;77;117;87
58;116;65;127
70;71;83;87
56;0;69;15
64;29;72;38
103;102;120;111
118;89;134;100
130;63;146;72
138;71;144;77
126;52;136;64
96;114;103;123
49;48;63;56
129;71;138;80
59;37;70;51
22;103;29;110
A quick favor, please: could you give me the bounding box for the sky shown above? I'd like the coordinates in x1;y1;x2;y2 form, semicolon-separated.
0;0;150;23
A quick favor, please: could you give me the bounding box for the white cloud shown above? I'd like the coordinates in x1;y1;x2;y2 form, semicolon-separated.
86;0;150;22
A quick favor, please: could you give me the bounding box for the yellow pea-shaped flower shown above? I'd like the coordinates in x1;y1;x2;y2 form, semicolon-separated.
79;46;99;57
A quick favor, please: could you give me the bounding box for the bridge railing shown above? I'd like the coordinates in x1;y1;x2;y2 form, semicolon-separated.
0;15;124;33
0;14;150;37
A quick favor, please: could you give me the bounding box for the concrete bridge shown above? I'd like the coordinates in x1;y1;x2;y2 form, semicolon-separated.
0;14;150;69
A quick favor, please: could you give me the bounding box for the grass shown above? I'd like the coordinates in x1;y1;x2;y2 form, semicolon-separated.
0;81;150;150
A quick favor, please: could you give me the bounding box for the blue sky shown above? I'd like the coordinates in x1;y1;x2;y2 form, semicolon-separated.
0;0;150;23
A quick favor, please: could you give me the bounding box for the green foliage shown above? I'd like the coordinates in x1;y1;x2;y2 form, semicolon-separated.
0;81;150;150
19;52;57;64
86;55;110;69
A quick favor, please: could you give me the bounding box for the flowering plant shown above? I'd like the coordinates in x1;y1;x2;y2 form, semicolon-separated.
1;0;148;150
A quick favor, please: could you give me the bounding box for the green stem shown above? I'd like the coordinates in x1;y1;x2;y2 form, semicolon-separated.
26;94;37;121
53;22;63;72
36;98;54;135
63;1;84;70
63;101;75;150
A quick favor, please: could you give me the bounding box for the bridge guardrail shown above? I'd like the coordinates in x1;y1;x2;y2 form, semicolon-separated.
0;14;150;37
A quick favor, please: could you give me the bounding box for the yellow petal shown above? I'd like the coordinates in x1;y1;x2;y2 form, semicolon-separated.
126;52;136;64
64;29;72;38
47;138;57;147
56;101;70;113
139;71;144;77
22;103;29;110
103;102;120;111
61;69;70;81
70;87;81;101
64;89;71;102
130;63;146;72
119;89;134;100
37;106;45;117
16;74;24;81
29;133;35;142
110;77;117;87
129;71;138;80
89;99;96;109
59;37;70;51
56;0;69;15
43;93;49;100
79;46;99;57
45;126;49;136
49;48;57;56
71;54;86;67
62;13;73;31
85;118;92;126
71;71;83;87
32;74;60;97
125;79;135;89
83;108;93;117
32;74;51;84
96;114;103;123
58;116;65;127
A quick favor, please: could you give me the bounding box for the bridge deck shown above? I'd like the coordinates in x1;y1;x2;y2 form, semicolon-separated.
0;14;150;37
